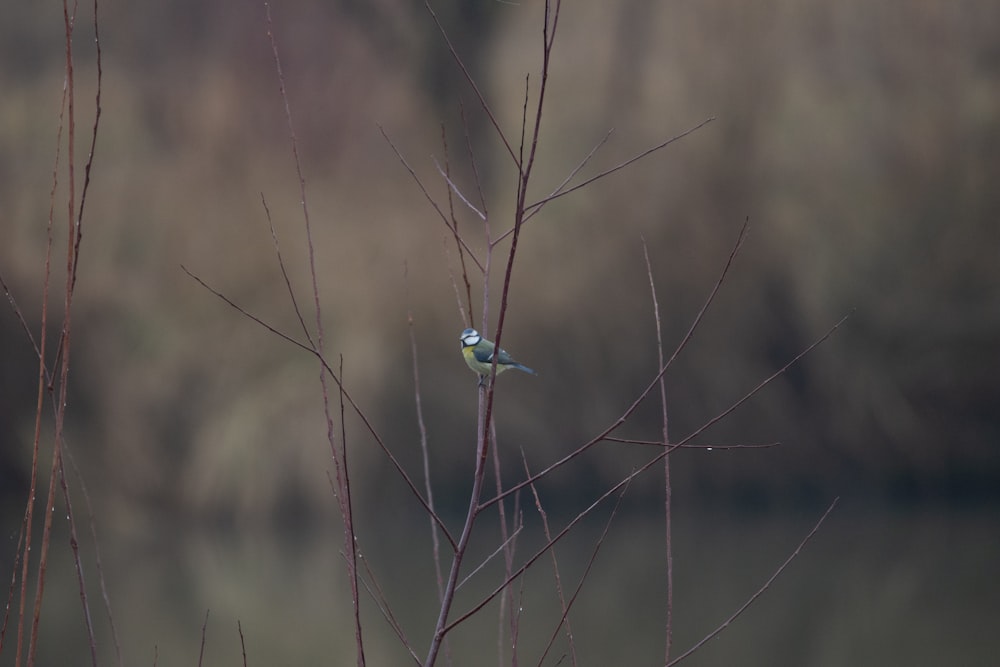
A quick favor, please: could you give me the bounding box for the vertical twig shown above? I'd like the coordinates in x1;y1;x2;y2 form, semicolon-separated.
406;268;447;603
520;450;579;667
16;78;59;667
197;610;210;667
424;391;492;667
26;0;101;662
238;620;248;667
481;219;754;509
642;238;673;664
481;0;561;453
337;354;364;664
61;0;106;661
355;558;422;664
59;452;99;667
265;5;365;663
489;421;521;667
406;264;452;667
440;122;475;322
426;6;564;665
378;126;485;272
445;467;639;636
536;478;630;667
261;193;315;348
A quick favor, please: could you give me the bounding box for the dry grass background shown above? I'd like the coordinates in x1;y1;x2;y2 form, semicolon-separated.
2;0;998;530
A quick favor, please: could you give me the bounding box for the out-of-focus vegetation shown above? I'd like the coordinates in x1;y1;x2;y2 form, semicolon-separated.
2;0;998;528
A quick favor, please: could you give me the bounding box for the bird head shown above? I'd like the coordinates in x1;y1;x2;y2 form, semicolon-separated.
460;328;481;347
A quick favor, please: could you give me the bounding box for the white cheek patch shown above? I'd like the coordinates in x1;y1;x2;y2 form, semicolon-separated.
460;329;480;346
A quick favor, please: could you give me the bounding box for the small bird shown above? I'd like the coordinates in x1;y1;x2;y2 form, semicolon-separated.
459;328;536;381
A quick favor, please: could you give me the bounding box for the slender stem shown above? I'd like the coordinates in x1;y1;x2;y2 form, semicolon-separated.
483;310;849;511
423;383;491;667
406;274;451;665
643;240;673;664
666;499;840;666
266;6;364;662
523;117;715;212
521;451;579;667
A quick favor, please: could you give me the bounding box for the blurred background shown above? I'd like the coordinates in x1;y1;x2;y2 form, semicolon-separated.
1;1;998;665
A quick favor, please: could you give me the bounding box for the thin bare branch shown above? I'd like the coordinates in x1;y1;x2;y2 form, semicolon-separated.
600;437;779;450
264;5;319;320
181;266;457;550
265;9;365;661
664;218;750;371
238;620;248;667
357;554;421;665
197;609;210;667
667;498;840;666
444;241;471;329
481;219;753;509
69;0;104;294
337;354;365;665
674;313;851;449
30;449;62;667
483;310;847;511
456;525;525;592
421;1;518;166
521;450;578;667
379;125;484;272
433;156;485;220
423;397;494;666
0;273;48;379
479;0;563;462
516;73;530;185
524;117;716;212
406;271;448;607
1;520;25;651
459;99;490;227
28;0;98;660
488;421;522;666
448;464;632;636
643;238;673;664
509;128;614;236
58;447;100;667
16;87;57;665
442;120;475;323
536;472;625;667
261;193;315;348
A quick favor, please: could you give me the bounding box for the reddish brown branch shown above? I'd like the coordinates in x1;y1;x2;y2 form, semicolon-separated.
446;468;633;636
265;9;366;662
482;219;753;510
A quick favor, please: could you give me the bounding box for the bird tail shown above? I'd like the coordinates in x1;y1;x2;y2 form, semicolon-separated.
512;363;537;375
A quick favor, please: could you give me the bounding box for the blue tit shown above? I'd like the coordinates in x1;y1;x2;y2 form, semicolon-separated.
459;328;536;380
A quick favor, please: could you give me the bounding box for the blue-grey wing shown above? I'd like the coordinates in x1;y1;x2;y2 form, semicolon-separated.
472;344;495;364
494;348;516;365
